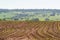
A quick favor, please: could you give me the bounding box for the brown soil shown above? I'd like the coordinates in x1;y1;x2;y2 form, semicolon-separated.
0;21;60;40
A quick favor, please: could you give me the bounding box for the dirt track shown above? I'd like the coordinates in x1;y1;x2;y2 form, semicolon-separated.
0;21;60;40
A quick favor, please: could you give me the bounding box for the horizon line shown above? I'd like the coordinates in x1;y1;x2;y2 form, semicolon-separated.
0;8;60;10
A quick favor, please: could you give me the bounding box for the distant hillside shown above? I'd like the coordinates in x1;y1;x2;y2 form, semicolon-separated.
0;9;60;21
0;9;60;12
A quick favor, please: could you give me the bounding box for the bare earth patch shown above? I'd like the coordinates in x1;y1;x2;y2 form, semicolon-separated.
0;21;60;40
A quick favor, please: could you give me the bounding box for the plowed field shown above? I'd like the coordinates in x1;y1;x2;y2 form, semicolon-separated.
0;21;60;40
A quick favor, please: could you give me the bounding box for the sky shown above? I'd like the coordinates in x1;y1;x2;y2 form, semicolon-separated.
0;0;60;9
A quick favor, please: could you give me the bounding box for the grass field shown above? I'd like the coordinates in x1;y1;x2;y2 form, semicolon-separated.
0;21;60;40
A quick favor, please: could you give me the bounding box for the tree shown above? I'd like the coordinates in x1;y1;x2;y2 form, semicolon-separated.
3;18;6;21
14;18;19;20
50;12;55;16
45;18;49;21
31;18;39;21
0;19;2;21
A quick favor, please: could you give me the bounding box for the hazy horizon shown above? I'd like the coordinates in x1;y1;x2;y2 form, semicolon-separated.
0;0;60;9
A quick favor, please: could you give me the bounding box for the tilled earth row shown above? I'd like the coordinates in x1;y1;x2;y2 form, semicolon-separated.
0;21;60;40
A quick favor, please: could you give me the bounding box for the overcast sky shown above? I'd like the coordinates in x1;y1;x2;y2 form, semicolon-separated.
0;0;60;9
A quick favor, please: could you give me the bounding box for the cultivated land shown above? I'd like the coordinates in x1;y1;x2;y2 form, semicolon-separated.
0;21;60;40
